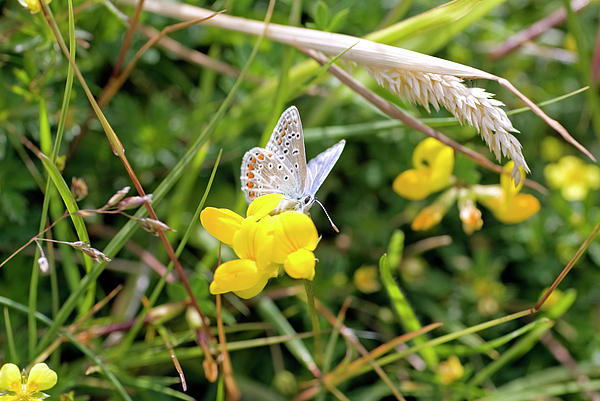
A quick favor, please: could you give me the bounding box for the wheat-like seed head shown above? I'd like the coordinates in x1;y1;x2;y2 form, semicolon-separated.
365;66;529;184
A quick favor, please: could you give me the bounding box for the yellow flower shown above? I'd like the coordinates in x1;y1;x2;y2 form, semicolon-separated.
393;138;454;200
17;0;51;13
411;188;457;231
544;155;600;201
437;356;464;385
478;162;540;224
353;265;381;293
272;212;319;280
0;363;57;400
200;193;284;246
201;194;321;297
203;198;282;299
458;194;483;235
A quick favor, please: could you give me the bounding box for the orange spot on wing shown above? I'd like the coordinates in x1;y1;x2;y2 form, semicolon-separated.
249;192;255;198
280;130;285;137
251;157;256;163
277;138;282;145
247;172;254;179
248;164;254;170
247;182;254;188
258;154;265;160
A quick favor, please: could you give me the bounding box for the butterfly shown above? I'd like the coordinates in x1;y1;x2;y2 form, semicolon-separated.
240;106;345;215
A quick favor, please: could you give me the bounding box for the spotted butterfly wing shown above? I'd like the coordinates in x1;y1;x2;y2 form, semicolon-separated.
240;106;344;214
265;106;308;186
241;106;307;205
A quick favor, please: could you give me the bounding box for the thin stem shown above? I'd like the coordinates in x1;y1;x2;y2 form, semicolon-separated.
217;295;241;400
534;214;600;312
38;0;215;344
304;279;322;366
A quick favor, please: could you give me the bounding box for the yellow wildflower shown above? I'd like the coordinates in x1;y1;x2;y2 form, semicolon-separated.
411;188;457;231
458;193;483;235
0;363;57;400
201;194;321;298
393;138;454;200
271;212;319;280
437;356;464;385
353;265;381;293
478;162;540;224
17;0;51;13
544;155;600;201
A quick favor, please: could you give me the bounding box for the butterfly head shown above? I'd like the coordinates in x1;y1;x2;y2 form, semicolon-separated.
270;194;315;215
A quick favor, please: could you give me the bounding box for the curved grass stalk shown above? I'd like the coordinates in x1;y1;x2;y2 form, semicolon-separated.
116;0;595;182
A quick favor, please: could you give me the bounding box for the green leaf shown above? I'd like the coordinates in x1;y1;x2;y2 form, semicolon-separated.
313;1;331;31
327;8;349;32
39;99;51;156
379;253;439;368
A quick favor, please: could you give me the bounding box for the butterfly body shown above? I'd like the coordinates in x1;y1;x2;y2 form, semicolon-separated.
241;106;345;214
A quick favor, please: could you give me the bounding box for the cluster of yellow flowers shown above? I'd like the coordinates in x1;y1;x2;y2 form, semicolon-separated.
393;138;541;234
200;194;319;299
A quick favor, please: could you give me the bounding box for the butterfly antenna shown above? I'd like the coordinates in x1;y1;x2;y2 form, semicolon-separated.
315;199;339;233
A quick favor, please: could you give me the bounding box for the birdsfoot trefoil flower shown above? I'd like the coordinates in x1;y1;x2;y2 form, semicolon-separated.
201;194;321;298
544;155;600;201
393;138;455;200
396;139;539;232
477;162;540;224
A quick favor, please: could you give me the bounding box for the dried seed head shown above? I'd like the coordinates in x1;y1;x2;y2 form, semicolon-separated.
364;66;529;184
116;194;153;210
104;186;131;209
71;177;88;201
81;246;112;262
138;218;175;236
74;210;92;217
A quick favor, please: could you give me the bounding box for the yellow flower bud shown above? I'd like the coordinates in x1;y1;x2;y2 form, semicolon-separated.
284;249;316;280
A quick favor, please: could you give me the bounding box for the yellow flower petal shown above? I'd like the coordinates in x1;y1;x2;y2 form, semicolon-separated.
493;193;540;224
437;356;464;385
394;138;454;200
27;363;57;392
210;259;264;294
500;161;524;198
272;212;318;263
0;364;21;392
284;249;316;280
411;204;444;231
392;169;432;200
200;207;243;246
353;265;381;293
246;193;284;220
19;0;51;13
482;190;540;224
544;155;600;201
458;197;483;235
233;274;270;299
413;138;454;191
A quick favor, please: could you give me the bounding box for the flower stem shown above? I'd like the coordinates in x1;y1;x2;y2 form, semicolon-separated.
304;279;323;366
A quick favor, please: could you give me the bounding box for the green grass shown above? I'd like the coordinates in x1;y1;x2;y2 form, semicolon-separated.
1;0;600;400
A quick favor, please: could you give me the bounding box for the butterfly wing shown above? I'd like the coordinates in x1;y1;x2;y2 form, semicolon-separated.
265;106;308;190
240;147;303;203
305;140;345;197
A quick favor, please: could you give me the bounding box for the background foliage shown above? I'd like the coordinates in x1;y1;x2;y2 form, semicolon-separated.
1;0;600;400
